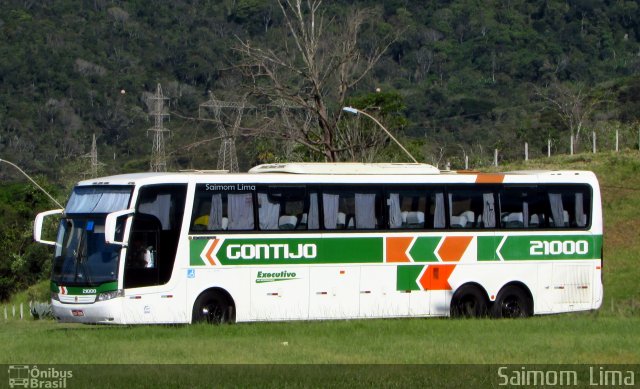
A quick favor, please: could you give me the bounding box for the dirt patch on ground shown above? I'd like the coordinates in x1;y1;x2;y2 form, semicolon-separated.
605;217;640;249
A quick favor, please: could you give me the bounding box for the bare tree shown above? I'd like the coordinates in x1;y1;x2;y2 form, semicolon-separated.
235;0;397;161
335;113;389;162
536;83;601;150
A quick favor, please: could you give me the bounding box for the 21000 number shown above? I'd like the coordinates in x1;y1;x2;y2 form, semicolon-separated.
530;240;589;256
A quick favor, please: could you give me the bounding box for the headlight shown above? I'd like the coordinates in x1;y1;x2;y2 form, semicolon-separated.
96;289;124;302
51;292;60;302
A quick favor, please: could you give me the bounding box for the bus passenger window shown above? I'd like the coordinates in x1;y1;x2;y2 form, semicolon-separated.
387;188;445;230
544;186;590;228
190;186;254;232
500;187;547;229
388;190;426;229
448;188;495;229
257;186;306;231
322;188;380;230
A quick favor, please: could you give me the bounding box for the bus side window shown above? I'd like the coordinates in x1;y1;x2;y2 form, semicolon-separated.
500;186;548;229
388;189;426;229
190;186;254;232
322;187;380;230
544;186;590;228
448;188;496;229
257;186;306;231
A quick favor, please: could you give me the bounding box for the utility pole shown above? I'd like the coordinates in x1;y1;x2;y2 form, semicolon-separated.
148;83;170;172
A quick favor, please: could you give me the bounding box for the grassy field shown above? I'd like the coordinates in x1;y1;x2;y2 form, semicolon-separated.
0;314;639;364
1;152;639;373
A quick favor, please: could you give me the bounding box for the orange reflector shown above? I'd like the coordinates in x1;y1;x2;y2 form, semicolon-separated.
596;265;601;269
339;270;345;275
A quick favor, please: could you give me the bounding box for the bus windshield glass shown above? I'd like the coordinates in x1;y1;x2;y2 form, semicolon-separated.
52;218;120;286
52;186;132;286
65;186;131;214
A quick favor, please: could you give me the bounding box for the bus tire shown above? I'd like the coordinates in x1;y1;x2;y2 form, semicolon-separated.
192;290;234;324
450;284;488;318
491;285;533;318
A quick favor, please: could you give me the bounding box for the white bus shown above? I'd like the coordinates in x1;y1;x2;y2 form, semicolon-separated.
34;163;603;324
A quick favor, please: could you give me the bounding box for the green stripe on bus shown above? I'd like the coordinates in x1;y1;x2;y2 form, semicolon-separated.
498;235;602;261
189;240;206;266
477;236;499;261
408;237;440;262
396;265;423;291
51;281;118;295
194;237;384;266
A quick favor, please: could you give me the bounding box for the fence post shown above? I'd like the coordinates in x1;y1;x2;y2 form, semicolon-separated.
20;303;23;320
593;131;596;153
570;134;574;155
616;129;619;152
12;305;15;318
465;155;469;170
494;149;498;167
525;142;528;161
547;138;551;158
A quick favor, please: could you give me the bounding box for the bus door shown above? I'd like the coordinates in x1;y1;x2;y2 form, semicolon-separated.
122;184;187;323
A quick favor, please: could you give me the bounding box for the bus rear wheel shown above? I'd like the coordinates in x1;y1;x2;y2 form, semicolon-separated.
450;284;488;318
491;285;533;318
192;291;233;324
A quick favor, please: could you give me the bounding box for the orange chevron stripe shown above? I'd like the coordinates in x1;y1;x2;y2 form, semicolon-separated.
386;237;414;262
205;239;219;266
438;236;473;262
419;264;455;290
475;173;505;183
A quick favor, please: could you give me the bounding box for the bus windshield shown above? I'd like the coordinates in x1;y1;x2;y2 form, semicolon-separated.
52;217;120;286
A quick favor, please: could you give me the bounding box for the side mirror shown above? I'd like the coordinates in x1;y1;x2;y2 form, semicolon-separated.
105;209;135;246
34;209;63;246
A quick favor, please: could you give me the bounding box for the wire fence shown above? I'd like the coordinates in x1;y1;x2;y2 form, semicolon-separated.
436;126;640;170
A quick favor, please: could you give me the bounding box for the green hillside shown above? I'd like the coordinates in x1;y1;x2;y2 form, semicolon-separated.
1;1;640;176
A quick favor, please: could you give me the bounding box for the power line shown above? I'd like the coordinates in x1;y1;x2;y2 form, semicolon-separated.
0;158;63;208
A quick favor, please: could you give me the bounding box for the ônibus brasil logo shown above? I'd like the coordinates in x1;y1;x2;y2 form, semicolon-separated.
256;270;298;284
8;365;73;388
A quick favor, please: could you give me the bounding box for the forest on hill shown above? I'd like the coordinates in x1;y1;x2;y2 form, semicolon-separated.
1;0;640;179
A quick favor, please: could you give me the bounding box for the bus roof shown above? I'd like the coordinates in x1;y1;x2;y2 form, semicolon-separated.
74;165;598;187
248;163;441;175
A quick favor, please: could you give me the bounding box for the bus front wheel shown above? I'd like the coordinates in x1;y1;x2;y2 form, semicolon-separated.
192;291;233;324
491;285;533;318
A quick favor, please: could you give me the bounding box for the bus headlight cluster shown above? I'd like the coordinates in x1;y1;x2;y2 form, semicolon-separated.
51;292;60;302
97;289;124;302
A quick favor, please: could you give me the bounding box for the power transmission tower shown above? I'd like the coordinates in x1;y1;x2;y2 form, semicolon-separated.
82;133;104;178
266;98;304;160
148;83;170;172
199;92;253;172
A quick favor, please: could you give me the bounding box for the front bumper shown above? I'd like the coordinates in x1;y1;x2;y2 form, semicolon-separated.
52;298;124;324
